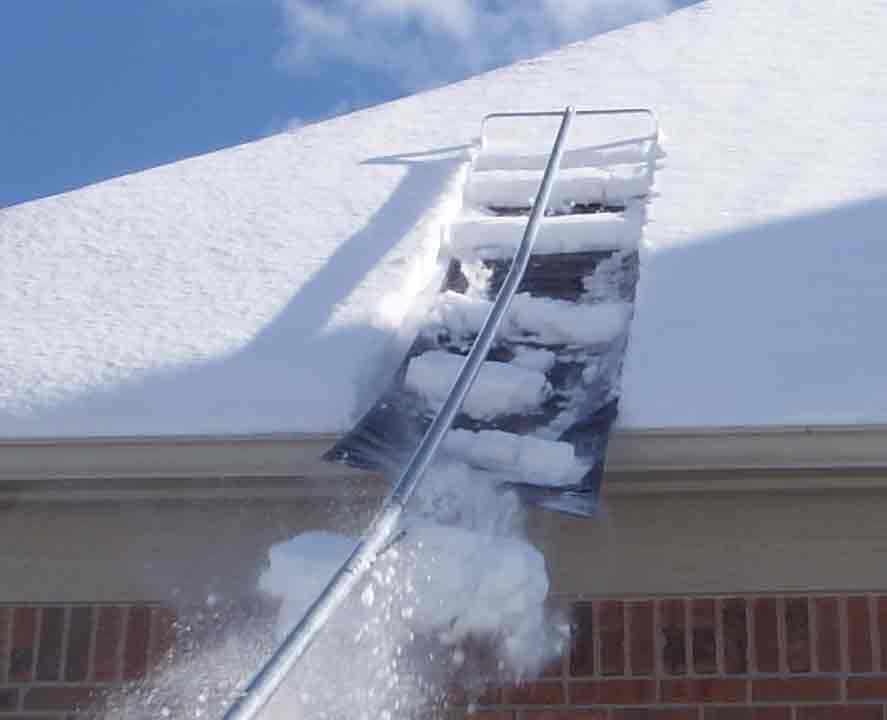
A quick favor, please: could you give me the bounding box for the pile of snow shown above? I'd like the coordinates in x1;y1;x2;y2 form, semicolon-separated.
404;350;550;420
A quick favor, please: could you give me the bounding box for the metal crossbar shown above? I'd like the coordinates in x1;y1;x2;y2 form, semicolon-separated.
480;108;657;150
221;107;576;720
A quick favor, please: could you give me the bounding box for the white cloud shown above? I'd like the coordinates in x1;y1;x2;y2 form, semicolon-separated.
276;0;674;93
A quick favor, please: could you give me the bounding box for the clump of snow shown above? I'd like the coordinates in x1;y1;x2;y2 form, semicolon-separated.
429;291;631;346
466;163;652;209
404;350;550;419
264;524;549;651
510;346;557;372
444;429;581;487
449;210;642;259
258;461;565;717
510;294;631;346
583;252;634;303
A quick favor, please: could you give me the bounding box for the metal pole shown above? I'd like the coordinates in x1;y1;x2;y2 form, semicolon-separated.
222;106;576;720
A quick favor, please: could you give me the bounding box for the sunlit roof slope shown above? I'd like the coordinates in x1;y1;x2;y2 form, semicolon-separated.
2;1;886;437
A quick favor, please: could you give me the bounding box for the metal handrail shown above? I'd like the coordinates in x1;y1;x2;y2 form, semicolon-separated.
481;108;657;150
221;106;576;720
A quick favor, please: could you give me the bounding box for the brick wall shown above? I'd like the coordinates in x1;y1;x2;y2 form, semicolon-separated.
449;593;887;720
0;604;175;719
6;595;887;719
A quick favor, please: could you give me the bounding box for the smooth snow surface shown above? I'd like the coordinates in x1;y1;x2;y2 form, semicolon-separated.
3;0;887;435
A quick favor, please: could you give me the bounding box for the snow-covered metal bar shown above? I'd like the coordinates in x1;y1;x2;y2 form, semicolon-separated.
480;108;657;150
221;106;576;720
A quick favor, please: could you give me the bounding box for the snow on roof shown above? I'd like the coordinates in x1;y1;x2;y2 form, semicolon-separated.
2;0;887;438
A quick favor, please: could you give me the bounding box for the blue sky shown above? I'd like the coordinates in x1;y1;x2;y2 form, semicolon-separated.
1;2;395;208
2;0;685;209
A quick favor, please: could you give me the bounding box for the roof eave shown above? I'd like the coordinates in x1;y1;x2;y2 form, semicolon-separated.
1;424;885;500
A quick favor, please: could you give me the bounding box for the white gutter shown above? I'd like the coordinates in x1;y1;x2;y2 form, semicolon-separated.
1;424;886;499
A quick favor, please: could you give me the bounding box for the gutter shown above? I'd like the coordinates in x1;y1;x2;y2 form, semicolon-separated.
1;424;886;501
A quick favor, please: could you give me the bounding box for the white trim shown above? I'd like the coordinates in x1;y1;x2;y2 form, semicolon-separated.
0;433;363;482
606;424;887;472
0;424;885;498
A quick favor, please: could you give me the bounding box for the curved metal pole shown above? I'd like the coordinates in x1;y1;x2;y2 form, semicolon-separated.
222;106;576;720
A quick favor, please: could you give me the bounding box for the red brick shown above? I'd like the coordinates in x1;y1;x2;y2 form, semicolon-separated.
613;710;698;720
24;686;99;711
878;597;887;672
752;599;779;673
660;599;687;676
37;607;65;682
784;598;811;673
65;607;93;682
692;600;717;674
721;599;748;675
92;606;123;682
501;683;565;705
570;602;595;677
541;653;566;679
570;679;656;705
521;712;607;720
448;682;501;707
446;682;469;707
815;597;842;672
453;712;513;720
629;602;655;676
478;685;503;706
661;679;747;704
703;709;790;720
147;607;177;672
795;706;883;720
847;596;874;673
123;606;151;681
847;675;887;700
9;607;37;681
0;688;18;711
459;636;501;676
0;607;10;682
752;677;840;702
599;601;625;676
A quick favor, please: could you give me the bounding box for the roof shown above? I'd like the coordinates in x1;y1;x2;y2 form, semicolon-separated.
2;0;887;439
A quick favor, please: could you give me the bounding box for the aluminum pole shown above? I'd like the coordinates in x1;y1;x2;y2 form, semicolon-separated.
222;105;575;720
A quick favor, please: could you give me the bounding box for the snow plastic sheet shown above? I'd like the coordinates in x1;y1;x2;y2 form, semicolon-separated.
325;115;654;518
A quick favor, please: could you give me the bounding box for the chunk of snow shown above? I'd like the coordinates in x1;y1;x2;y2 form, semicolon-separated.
510;347;557;372
510;294;631;346
466;164;652;209
405;351;550;419
429;291;631;347
444;429;580;487
449;210;642;259
261;522;551;659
